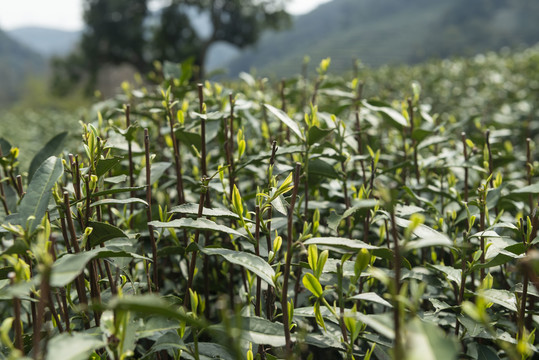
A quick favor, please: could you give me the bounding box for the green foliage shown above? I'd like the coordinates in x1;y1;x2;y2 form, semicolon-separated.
0;46;538;360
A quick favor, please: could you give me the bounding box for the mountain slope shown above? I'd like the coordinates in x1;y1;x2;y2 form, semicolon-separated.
226;0;539;76
0;29;46;105
8;27;81;57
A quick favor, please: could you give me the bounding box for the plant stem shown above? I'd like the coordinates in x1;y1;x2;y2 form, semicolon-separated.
461;133;468;204
33;266;51;360
167;105;185;205
144;128;159;293
354;82;367;184
526;138;533;213
518;226;529;340
198;84;207;178
185;184;207;309
255;206;261;317
0;149;10;214
62;191;89;327
408;98;420;184
228;93;236;201
455;231;468;336
282;162;301;355
125;105;136;219
336;263;349;344
390;210;402;360
9;273;24;354
16;175;24;198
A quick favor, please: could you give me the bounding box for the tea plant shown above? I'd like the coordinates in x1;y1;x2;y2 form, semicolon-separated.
0;48;538;360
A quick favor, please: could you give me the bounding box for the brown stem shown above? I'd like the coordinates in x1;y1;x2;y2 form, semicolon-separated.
62;192;89;321
9;273;24;354
518;227;530;339
282;163;301;354
16;175;25;198
254;206;262;317
337;263;349;344
526;138;533;213
0;161;10;214
461;133;469;204
485;130;493;188
479;192;486;283
59;288;70;332
228;94;236;201
455;231;468;336
185;188;206;309
408;99;420;184
48;292;63;333
144;129;159;293
167;105;185;204
390;210;402;360
198;84;207;178
33;267;51;360
355;97;367;184
126;105;136;218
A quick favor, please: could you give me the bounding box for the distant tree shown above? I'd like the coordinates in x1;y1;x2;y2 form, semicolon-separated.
81;0;148;73
51;0;289;94
151;0;290;78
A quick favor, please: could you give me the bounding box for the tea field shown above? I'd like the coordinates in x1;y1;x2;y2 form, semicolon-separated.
0;45;538;359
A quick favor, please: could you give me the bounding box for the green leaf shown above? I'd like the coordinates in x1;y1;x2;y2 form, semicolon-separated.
184;343;235;360
362;100;408;129
90;198;148;208
201;247;275;286
90;186;146;199
105;295;206;329
150;218;245;238
95;157;122;177
427;264;462;287
28;132;67;183
0;240;28;256
327;200;378;231
264;104;303;140
176;130;202;156
394;217;453;250
104;175;128;184
353;312;395;340
87;221;129;247
136;317;181;338
169;203;240;220
18;156;63;233
46;333;105;360
303;273;323;297
239;317;287;347
473;344;501;360
479;289;517;312
50;247;147;287
511;183;539;194
308;158;339;179
404;318;459;360
0;138;11;156
150;162;172;185
348;292;393;308
304;237;382;251
307;126;333;145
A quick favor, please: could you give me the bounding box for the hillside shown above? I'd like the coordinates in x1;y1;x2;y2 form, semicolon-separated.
8;27;81;57
226;0;539;76
0;29;46;105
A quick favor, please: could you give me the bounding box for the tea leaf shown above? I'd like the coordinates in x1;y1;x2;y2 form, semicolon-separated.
201;247;275;286
18;156;63;233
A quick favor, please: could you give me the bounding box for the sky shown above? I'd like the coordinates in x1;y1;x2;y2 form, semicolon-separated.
0;0;332;31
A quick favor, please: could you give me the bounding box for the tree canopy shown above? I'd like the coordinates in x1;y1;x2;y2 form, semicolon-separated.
52;0;290;94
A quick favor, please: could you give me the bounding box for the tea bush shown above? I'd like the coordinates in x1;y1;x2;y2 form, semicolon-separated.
0;48;538;359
